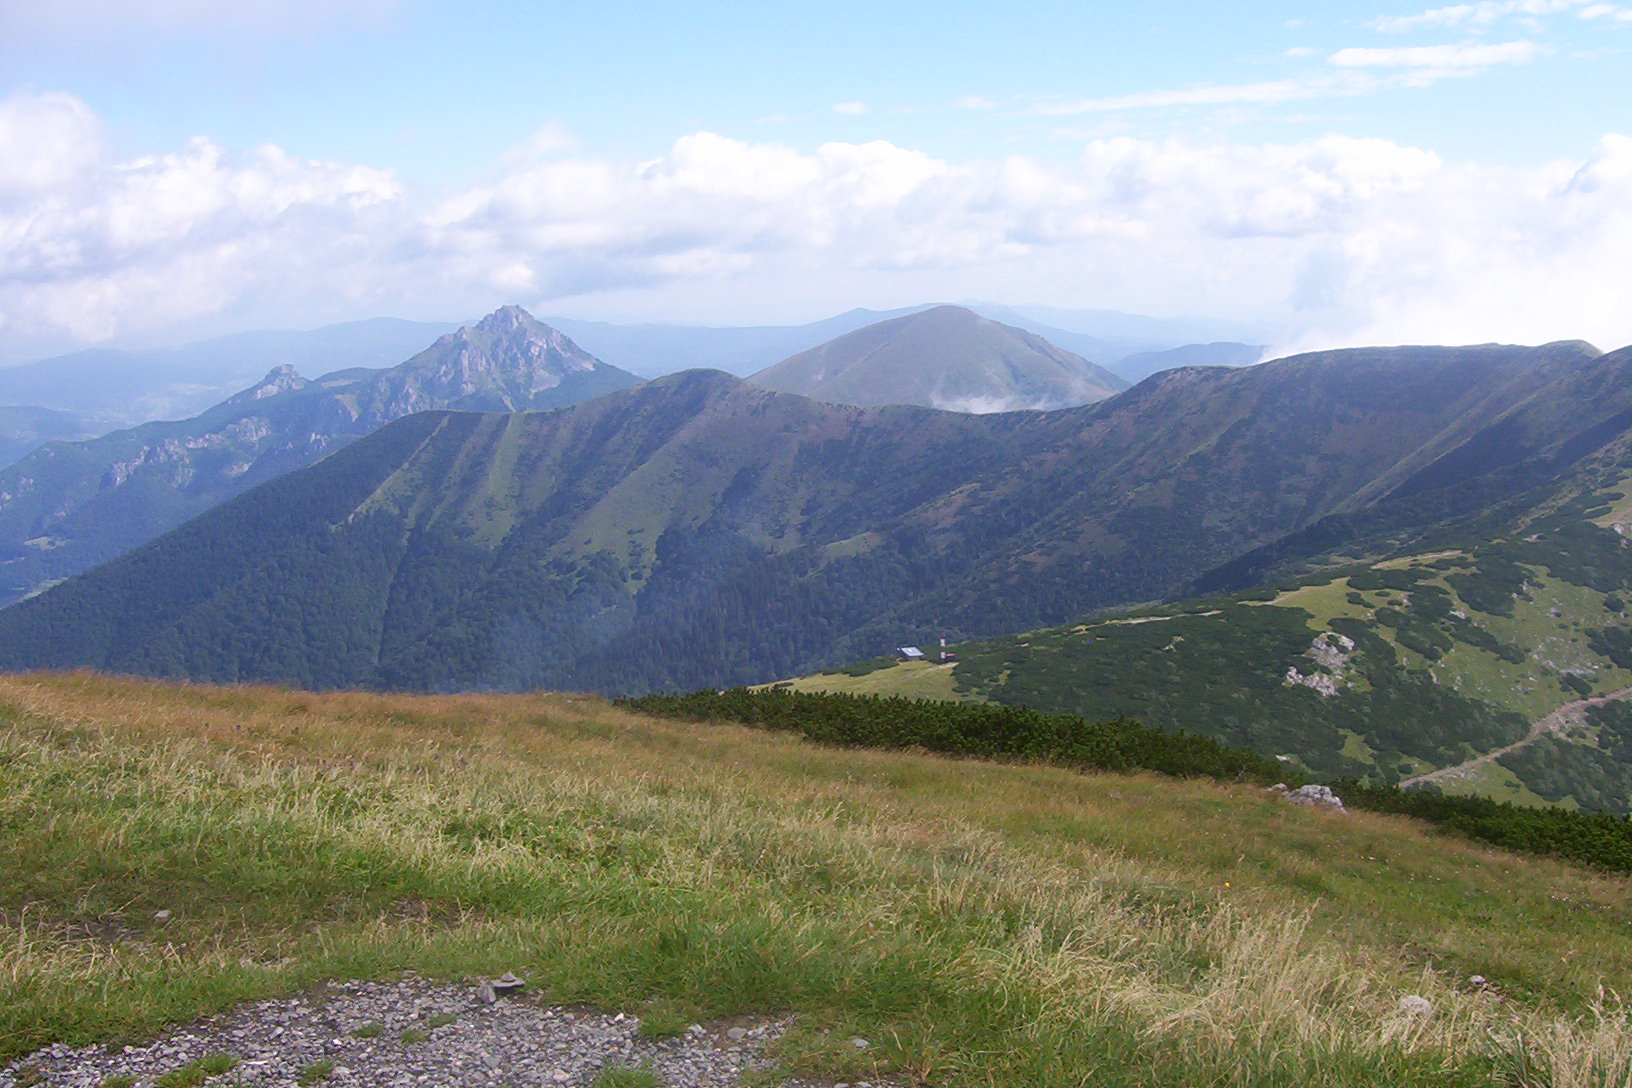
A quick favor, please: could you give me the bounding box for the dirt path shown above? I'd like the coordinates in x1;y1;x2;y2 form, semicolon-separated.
1400;684;1632;789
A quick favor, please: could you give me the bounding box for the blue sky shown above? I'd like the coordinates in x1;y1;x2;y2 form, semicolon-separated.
0;0;1629;360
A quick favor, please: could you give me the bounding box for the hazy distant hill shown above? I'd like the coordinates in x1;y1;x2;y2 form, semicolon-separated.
544;307;929;378
0;406;95;469
547;302;1254;379
0;318;462;427
0;338;1616;695
1111;342;1265;384
748;305;1128;411
0;307;638;604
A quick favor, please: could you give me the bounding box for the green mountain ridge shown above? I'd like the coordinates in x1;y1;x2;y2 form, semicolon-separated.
781;417;1632;813
0;307;641;605
1;338;1627;702
748;304;1128;410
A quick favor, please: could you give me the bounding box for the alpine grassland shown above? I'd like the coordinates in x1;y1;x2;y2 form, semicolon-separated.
3;672;1632;1087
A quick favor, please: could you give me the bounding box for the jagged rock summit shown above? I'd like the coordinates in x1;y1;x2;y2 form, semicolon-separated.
226;364;313;406
346;306;631;427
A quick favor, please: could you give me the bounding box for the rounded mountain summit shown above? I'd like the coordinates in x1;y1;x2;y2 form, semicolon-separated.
748;305;1128;412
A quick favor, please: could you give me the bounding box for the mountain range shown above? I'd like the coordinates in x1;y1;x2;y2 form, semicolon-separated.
747;305;1127;411
0;303;1201;605
0;317;461;428
0;336;1619;706
0;308;639;603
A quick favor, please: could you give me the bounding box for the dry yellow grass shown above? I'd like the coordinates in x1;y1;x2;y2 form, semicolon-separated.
2;671;1631;1085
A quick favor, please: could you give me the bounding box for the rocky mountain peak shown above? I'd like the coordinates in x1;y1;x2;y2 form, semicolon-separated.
227;364;311;405
471;304;543;337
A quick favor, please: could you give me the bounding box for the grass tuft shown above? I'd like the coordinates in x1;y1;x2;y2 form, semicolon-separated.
296;1059;334;1086
349;1022;382;1039
153;1054;238;1088
635;999;693;1040
589;1064;662;1088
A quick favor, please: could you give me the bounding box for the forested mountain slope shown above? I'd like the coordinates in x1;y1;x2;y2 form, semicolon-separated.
783;360;1632;813
1;339;1625;696
0;307;639;604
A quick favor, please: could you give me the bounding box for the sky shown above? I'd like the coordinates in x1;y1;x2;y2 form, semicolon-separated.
0;0;1629;362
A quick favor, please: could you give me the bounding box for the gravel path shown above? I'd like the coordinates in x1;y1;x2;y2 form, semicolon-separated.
0;979;888;1088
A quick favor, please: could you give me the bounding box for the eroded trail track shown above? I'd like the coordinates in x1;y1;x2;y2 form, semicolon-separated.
1401;685;1632;789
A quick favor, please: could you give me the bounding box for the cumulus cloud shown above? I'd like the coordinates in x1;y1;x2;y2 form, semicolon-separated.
2;91;1631;358
0;92;103;197
0;92;402;350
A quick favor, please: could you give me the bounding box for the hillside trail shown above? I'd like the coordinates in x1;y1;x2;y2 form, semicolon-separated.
1400;684;1632;789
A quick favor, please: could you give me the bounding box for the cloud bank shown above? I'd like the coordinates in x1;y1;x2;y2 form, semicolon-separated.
1;91;1629;359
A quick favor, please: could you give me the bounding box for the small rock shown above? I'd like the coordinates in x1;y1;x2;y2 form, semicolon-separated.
1469;975;1488;989
1395;995;1433;1019
492;973;524;996
476;984;497;1005
1281;784;1345;811
688;1024;706;1036
850;1037;870;1050
154;910;172;923
726;1027;748;1042
551;1072;570;1083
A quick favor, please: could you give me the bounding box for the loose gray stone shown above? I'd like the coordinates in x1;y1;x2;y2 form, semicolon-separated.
1280;784;1345;811
0;978;897;1088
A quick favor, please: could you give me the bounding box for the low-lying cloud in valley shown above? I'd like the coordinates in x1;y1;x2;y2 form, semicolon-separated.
1;89;1629;360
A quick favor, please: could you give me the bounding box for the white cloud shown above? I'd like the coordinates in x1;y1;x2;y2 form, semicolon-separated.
832;101;870;115
1580;2;1632;18
499;122;579;169
1037;79;1330;115
1328;40;1542;66
1375;1;1581;32
0;92;102;197
0;92;401;350
2;91;1631;358
1034;39;1537;118
954;95;998;110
